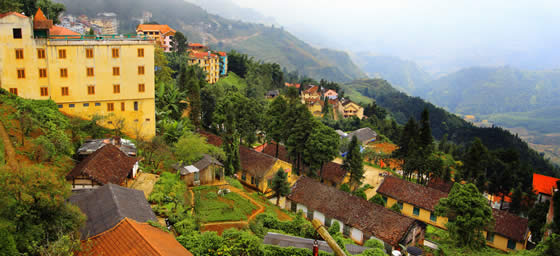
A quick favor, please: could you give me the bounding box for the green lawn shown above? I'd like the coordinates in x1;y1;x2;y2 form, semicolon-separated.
194;186;257;222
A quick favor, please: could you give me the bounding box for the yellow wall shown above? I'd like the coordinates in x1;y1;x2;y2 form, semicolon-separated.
338;102;364;119
237;159;293;193
384;196;525;251
307;103;322;117
0;15;156;139
187;56;220;84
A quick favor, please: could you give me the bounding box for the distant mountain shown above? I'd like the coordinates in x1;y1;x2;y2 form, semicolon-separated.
343;78;558;175
351;54;432;93
185;0;278;26
57;0;365;82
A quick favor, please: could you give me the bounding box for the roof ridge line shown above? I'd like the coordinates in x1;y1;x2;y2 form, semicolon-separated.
128;218;167;256
85;217;128;240
109;184;125;220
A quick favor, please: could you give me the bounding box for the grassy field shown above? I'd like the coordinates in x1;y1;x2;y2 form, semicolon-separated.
194;186;258;222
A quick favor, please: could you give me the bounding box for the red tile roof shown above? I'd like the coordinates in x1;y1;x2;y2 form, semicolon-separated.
320;162;347;185
199;131;223;147
77;218;193;256
262;143;290;163
240;145;278;178
426;177;454;193
303;85;320;94
0;12;27;19
285;83;301;89
533;173;559;196
34;8;47;20
188;43;206;48
49;26;80;36
67;144;138;185
377;176;449;211
136;24;176;35
218;51;227;56
492;209;528;242
189;51;217;59
288;177;418;246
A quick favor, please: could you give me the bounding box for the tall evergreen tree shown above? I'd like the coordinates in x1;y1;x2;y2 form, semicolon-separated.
285;104;314;174
187;76;201;129
459;138;490;191
419;108;433;154
343;135;364;190
171;32;188;53
265;97;288;157
304;121;340;178
271;168;290;206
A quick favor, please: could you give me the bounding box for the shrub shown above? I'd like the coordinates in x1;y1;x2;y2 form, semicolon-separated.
389;203;402;213
369;194;385;206
226;176;243;189
364;238;384;249
328;221;341;236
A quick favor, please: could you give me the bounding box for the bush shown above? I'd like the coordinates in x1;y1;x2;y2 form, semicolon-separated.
328;221;341;236
262;245;331;256
364;238;384;249
369;194;385;206
389;203;402;213
226;176;243;189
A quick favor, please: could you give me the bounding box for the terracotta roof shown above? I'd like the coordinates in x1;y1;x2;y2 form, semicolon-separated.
34;8;47;20
136;24;176;35
320;162;347;184
492;209;528;242
240;145;277;178
49;25;80;36
303;85;320;94
189;51;217;59
285;83;301;89
77;218;193;256
533;173;559;196
377;176;449;212
288;177;417;246
33;9;53;30
188;43;206;48
262;143;290;163
0;12;27;19
427;177;454;193
67;144;138;185
69;184;157;239
199;131;223;147
218;51;227;56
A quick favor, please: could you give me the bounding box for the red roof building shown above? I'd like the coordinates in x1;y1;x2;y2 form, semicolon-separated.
533;173;559;202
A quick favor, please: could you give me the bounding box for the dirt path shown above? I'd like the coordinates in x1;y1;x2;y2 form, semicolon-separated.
333;158;385;199
0;120;18;169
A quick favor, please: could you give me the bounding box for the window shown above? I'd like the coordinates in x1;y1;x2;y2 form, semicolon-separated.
15;49;23;59
134;101;138;111
9;88;18;95
291;202;297;212
95;103;101;106
113;84;120;94
107;103;114;112
306;210;314;220
87;67;94;77
137;48;144;57
398;202;403;210
194;171;200;181
138;83;145;92
37;49;45;59
87;85;95;95
413;207;420;216
57;104;63;108
17;69;25;79
83;103;89;107
112;48;119;58
138;65;145;75
486;232;494;243
121;102;125;111
112;67;120;76
343;225;350;236
430;212;437;222
39;68;47;78
251;176;254;184
40;87;48;96
61;87;69;96
382;196;387;206
58;49;66;59
507;239;516;250
13;28;22;39
69;104;75;108
86;48;93;58
325;217;332;227
60;68;68;78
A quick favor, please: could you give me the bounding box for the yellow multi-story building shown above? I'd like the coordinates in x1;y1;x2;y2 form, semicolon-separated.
0;11;156;139
187;51;220;84
135;24;175;52
377;176;529;252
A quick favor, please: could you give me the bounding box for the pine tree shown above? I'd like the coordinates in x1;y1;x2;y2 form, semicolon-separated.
303;121;340;178
187;76;201;129
264;97;287;157
343;135;364;190
271;168;290;206
419;108;433;154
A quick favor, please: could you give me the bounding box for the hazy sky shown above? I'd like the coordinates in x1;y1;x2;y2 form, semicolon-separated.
232;0;560;72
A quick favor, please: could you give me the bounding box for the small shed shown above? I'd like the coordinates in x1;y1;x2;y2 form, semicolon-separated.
174;154;224;186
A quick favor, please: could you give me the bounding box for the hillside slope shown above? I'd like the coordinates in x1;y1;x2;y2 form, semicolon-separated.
57;0;365;82
343;78;558;176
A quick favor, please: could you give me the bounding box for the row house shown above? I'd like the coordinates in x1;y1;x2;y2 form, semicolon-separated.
187;51;220;84
285;177;425;251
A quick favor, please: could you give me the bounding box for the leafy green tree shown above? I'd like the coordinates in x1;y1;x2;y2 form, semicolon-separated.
227;50;251;78
363;238;384;250
285;104;314;173
221;100;241;175
271;169;290;206
435;183;494;249
369;194;385;206
528;200;550;244
552;181;560;235
343;135;364;190
304;121;339;178
158;118;192;144
171;31;188;53
155;48;174;84
459;138;490;191
0;165;85;254
174;132;225;164
328;221;341;236
221;229;263;256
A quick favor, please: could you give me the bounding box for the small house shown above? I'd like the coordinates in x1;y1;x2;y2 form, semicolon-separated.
285;177;425;249
237;146;294;193
323;89;338;100
338;99;364;119
67;144;139;190
533;173;559;203
77;137;137;159
347;127;377;146
174;154;224;186
301;85;321;102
